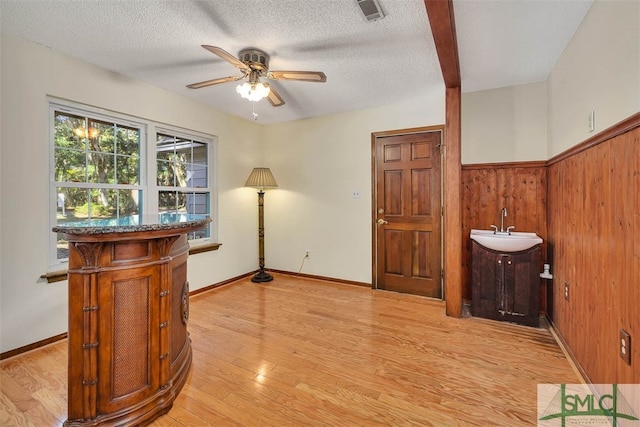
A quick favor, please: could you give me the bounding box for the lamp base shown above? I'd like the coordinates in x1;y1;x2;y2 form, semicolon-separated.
251;270;273;283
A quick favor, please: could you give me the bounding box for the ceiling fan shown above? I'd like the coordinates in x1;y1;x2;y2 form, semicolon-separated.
186;45;327;107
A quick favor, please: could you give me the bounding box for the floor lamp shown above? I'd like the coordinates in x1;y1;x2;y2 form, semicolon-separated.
245;167;278;282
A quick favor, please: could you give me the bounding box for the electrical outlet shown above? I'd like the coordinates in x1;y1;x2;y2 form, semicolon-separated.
620;329;631;365
564;282;569;301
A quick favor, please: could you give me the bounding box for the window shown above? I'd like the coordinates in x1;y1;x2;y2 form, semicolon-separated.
155;131;211;240
50;101;216;267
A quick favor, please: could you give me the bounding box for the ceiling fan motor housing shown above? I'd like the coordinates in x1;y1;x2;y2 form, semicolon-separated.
238;49;270;74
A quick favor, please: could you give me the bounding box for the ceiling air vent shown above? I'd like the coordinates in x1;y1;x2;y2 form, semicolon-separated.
357;0;385;21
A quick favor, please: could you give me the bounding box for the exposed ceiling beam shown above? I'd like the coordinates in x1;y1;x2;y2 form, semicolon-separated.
423;0;461;88
423;0;462;317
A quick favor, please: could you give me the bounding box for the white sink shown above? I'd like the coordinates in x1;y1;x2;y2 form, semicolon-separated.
470;229;542;252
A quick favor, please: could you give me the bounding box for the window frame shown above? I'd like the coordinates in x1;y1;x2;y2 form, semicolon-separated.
151;124;218;241
48;99;217;270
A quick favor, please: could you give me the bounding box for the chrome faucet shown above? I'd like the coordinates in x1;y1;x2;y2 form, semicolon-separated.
490;207;514;234
501;207;507;233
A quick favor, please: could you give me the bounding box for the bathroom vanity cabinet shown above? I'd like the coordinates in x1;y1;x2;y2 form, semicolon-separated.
471;240;541;327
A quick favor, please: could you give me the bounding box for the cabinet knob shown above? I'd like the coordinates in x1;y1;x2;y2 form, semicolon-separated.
497;259;502;265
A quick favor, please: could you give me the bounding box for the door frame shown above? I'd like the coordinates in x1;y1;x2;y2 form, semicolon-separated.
371;125;445;296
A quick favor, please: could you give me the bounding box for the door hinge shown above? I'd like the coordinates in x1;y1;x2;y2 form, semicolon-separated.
441;206;444;217
441;269;444;279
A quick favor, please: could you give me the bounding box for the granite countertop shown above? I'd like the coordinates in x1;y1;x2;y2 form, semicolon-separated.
52;214;212;235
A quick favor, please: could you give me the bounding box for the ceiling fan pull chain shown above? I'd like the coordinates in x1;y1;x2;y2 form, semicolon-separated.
252;101;259;121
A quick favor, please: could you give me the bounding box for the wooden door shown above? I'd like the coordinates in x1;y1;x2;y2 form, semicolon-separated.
374;130;442;297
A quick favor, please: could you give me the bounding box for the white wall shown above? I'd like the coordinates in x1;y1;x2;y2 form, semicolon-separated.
0;34;263;353
0;34;445;353
462;1;639;164
262;93;445;283
462;81;547;164
547;0;640;155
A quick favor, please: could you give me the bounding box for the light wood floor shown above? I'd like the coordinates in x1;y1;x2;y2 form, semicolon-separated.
2;273;581;426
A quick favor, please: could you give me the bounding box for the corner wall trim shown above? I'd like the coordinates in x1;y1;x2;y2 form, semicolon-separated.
462;160;547;170
546;315;590;385
267;269;371;288
3;271;250;360
0;333;68;361
188;271;255;299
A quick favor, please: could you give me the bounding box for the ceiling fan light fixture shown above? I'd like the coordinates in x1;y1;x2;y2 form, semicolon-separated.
187;45;326;108
236;81;270;102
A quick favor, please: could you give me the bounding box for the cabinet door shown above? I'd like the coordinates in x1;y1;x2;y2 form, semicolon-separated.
497;254;510;313
97;265;160;414
502;247;541;325
501;255;515;314
471;241;499;319
472;242;541;326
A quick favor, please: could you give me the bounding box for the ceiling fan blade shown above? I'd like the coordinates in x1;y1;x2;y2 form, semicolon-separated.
201;45;249;71
264;83;285;107
268;70;327;83
186;75;241;89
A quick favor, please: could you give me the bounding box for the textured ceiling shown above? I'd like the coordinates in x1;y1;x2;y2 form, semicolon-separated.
1;0;592;124
455;0;593;92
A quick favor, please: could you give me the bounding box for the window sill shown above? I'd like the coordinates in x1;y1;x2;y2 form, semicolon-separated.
40;270;68;283
188;242;222;255
41;242;221;283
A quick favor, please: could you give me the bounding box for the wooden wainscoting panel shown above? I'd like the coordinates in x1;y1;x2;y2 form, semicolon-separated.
612;130;639;381
547;125;639;384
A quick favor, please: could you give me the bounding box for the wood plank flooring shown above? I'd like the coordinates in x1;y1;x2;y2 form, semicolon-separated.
1;273;581;426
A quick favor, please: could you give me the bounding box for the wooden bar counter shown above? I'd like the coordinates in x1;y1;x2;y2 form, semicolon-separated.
53;215;211;426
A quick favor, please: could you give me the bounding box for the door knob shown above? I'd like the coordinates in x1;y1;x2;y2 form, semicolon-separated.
377;218;388;225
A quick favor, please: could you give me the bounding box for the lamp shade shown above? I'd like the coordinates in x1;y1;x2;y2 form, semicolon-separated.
245;167;278;189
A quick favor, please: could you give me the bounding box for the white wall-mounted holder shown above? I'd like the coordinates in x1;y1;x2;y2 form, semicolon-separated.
540;263;553;279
